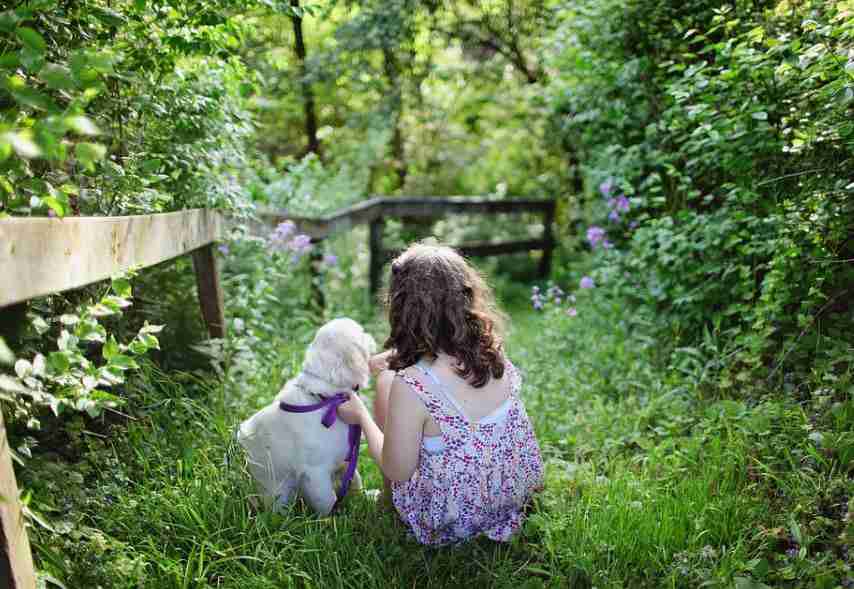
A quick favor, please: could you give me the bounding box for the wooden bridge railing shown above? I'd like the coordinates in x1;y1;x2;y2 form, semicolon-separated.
0;195;555;586
0;209;226;589
260;196;557;295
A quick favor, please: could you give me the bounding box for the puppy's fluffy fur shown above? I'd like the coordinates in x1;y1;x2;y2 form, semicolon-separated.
237;318;376;515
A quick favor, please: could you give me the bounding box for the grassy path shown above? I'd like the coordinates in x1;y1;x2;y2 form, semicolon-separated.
27;299;851;588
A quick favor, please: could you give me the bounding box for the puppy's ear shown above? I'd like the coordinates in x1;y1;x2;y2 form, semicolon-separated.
342;331;375;387
362;331;377;356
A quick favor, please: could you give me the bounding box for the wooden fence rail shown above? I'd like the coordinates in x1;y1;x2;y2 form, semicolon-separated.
260;196;557;294
0;195;555;587
0;208;227;589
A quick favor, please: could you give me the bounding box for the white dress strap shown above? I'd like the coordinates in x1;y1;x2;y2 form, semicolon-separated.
414;362;470;421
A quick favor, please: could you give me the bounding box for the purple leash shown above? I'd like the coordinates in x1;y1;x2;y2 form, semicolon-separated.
279;392;361;504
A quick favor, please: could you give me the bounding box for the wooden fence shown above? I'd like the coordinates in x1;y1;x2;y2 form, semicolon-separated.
260;196;557;294
0;209;226;589
0;195;555;587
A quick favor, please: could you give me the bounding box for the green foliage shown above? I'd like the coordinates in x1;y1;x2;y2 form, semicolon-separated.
0;274;163;428
546;0;854;383
0;1;264;217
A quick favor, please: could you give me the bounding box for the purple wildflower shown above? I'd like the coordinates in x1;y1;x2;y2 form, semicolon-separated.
608;210;620;222
786;547;799;559
566;307;577;317
531;289;545;310
629;221;639;230
599;178;615;197
291;234;311;249
322;253;338;267
275;220;295;236
603;240;613;249
288;234;313;261
270;220;297;250
586;226;606;248
615;195;630;212
218;244;230;255
580;276;595;289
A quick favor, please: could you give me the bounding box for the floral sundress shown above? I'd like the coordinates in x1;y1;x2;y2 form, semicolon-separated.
391;359;544;545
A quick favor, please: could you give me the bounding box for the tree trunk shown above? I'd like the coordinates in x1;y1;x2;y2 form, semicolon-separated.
382;46;407;190
290;0;320;155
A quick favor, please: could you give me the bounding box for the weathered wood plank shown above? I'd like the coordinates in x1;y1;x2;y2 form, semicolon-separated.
258;196;554;239
457;239;552;258
191;245;226;339
369;217;384;297
382;197;554;218
0;210;224;308
538;201;557;278
382;239;551;262
262;198;382;240
0;411;36;589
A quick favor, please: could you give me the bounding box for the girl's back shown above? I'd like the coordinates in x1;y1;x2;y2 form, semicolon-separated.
391;355;543;545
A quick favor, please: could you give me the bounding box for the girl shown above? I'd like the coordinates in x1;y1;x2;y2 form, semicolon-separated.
337;243;544;545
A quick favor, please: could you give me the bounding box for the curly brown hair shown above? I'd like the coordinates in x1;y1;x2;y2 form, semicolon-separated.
384;242;507;387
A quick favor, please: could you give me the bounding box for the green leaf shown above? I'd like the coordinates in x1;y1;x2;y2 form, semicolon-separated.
141;159;161;173
0;375;28;395
59;314;79;326
30;314;49;335
40;63;75;90
5;77;57;111
76;320;106;343
47;351;70;373
19;46;44;71
2;132;41;158
0;11;19;33
102;295;131;310
111;276;132;298
42;193;69;217
0;53;20;69
108;354;138;370
16;27;46;54
75;142;106;171
57;330;76;351
89;7;126;27
88;303;116;317
0;336;13;365
139;333;159;350
102;337;119;361
751;111;768;120
66;115;100;136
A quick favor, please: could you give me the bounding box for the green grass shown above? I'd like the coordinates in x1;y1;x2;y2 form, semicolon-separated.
22;292;854;588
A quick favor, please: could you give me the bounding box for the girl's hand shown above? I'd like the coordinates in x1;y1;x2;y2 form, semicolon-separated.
369;350;394;376
337;393;368;425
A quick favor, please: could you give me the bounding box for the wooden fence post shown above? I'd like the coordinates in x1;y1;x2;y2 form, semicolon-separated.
538;200;556;279
369;217;384;299
0;411;36;589
309;244;326;312
192;245;226;339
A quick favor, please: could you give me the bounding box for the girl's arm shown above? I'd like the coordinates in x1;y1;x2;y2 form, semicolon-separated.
337;375;423;482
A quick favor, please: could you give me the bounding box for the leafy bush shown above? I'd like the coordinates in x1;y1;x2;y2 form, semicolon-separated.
546;0;854;383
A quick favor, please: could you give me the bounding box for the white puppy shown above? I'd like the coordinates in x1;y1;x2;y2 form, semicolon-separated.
237;318;376;515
